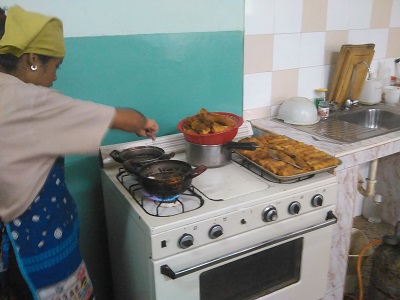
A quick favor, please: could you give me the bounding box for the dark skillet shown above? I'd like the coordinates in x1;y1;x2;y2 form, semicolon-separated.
110;146;175;165
123;160;207;199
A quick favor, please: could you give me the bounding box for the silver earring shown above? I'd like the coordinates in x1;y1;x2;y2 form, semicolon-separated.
30;65;38;71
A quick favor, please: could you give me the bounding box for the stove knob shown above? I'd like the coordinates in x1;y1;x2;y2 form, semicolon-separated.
288;201;301;215
311;194;324;207
209;225;223;239
179;234;194;249
262;206;278;222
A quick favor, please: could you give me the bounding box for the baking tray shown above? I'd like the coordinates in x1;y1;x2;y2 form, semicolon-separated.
232;150;342;181
232;129;342;181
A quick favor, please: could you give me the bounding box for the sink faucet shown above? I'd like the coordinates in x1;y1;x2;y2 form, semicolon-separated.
358;61;372;80
343;61;372;110
344;99;359;110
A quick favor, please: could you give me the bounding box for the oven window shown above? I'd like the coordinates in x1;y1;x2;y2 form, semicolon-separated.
200;238;303;300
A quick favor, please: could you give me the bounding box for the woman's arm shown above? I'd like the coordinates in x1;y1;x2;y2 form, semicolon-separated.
110;108;159;140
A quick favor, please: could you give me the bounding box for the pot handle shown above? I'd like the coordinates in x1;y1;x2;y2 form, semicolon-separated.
122;160;141;175
185;165;207;179
109;150;123;163
225;142;260;150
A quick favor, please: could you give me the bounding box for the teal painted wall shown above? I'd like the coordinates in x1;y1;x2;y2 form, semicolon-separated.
54;31;243;299
58;31;244;144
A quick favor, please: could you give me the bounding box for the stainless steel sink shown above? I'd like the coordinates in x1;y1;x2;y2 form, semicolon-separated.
337;108;400;130
272;104;400;143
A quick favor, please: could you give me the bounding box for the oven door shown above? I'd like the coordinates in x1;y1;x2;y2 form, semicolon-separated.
153;208;337;300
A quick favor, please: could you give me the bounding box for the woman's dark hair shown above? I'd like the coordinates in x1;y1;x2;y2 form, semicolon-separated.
0;7;16;73
0;7;5;38
0;7;52;73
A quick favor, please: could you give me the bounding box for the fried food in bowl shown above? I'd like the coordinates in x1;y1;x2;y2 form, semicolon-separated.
177;109;243;145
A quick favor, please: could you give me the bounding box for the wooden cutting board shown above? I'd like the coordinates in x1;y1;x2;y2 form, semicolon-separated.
327;44;375;106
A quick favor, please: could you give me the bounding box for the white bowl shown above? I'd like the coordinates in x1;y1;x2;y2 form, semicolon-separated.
277;97;319;125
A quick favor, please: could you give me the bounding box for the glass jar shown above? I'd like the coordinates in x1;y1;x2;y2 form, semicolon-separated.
318;100;329;119
315;88;329;119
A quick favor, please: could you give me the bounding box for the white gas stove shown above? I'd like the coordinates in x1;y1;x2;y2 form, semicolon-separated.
100;123;338;300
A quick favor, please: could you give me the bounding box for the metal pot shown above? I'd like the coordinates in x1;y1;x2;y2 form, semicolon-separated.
185;141;259;168
110;146;175;165
123;160;207;199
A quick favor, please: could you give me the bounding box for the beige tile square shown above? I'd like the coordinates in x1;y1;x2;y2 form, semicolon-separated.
370;0;392;28
302;0;328;32
271;69;299;105
244;34;274;74
324;31;349;65
386;28;400;57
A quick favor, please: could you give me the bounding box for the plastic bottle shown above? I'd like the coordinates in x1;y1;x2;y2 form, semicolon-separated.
368;194;382;223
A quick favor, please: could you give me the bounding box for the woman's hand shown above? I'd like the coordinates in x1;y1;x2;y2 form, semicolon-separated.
111;108;159;140
136;118;158;140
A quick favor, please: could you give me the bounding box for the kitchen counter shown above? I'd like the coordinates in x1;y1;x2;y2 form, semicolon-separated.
250;103;400;169
248;102;400;300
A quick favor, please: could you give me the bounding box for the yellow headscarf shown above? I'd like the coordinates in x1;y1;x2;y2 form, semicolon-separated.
0;5;65;58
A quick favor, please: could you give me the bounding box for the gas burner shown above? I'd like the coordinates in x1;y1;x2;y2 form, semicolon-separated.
157;201;181;208
116;169;204;217
142;191;179;203
133;186;204;217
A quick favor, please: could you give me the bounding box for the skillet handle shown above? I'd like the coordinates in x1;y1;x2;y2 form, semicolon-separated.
225;142;260;150
160;152;176;160
110;150;123;163
186;165;207;179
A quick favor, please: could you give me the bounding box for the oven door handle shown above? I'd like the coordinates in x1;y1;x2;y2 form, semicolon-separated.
160;210;337;279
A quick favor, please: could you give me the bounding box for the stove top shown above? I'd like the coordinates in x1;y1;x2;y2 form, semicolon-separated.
100;123;337;235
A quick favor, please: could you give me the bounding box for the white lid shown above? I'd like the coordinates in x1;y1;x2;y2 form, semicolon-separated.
374;194;382;203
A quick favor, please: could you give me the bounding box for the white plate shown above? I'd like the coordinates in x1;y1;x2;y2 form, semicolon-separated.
284;116;320;126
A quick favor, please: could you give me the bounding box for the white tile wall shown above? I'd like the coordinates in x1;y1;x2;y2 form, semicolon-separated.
298;66;331;99
347;29;370;44
349;0;373;29
243;72;272;109
244;0;398;116
274;0;303;34
391;0;400;27
273;33;301;70
244;0;274;35
299;32;326;68
369;29;389;59
326;0;351;31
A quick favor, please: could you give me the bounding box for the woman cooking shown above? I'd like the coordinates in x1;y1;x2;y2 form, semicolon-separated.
0;5;158;299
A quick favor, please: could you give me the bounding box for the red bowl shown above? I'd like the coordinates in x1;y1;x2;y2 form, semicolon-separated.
177;112;244;145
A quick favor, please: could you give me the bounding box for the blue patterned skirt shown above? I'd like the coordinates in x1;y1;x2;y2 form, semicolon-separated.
1;157;93;300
